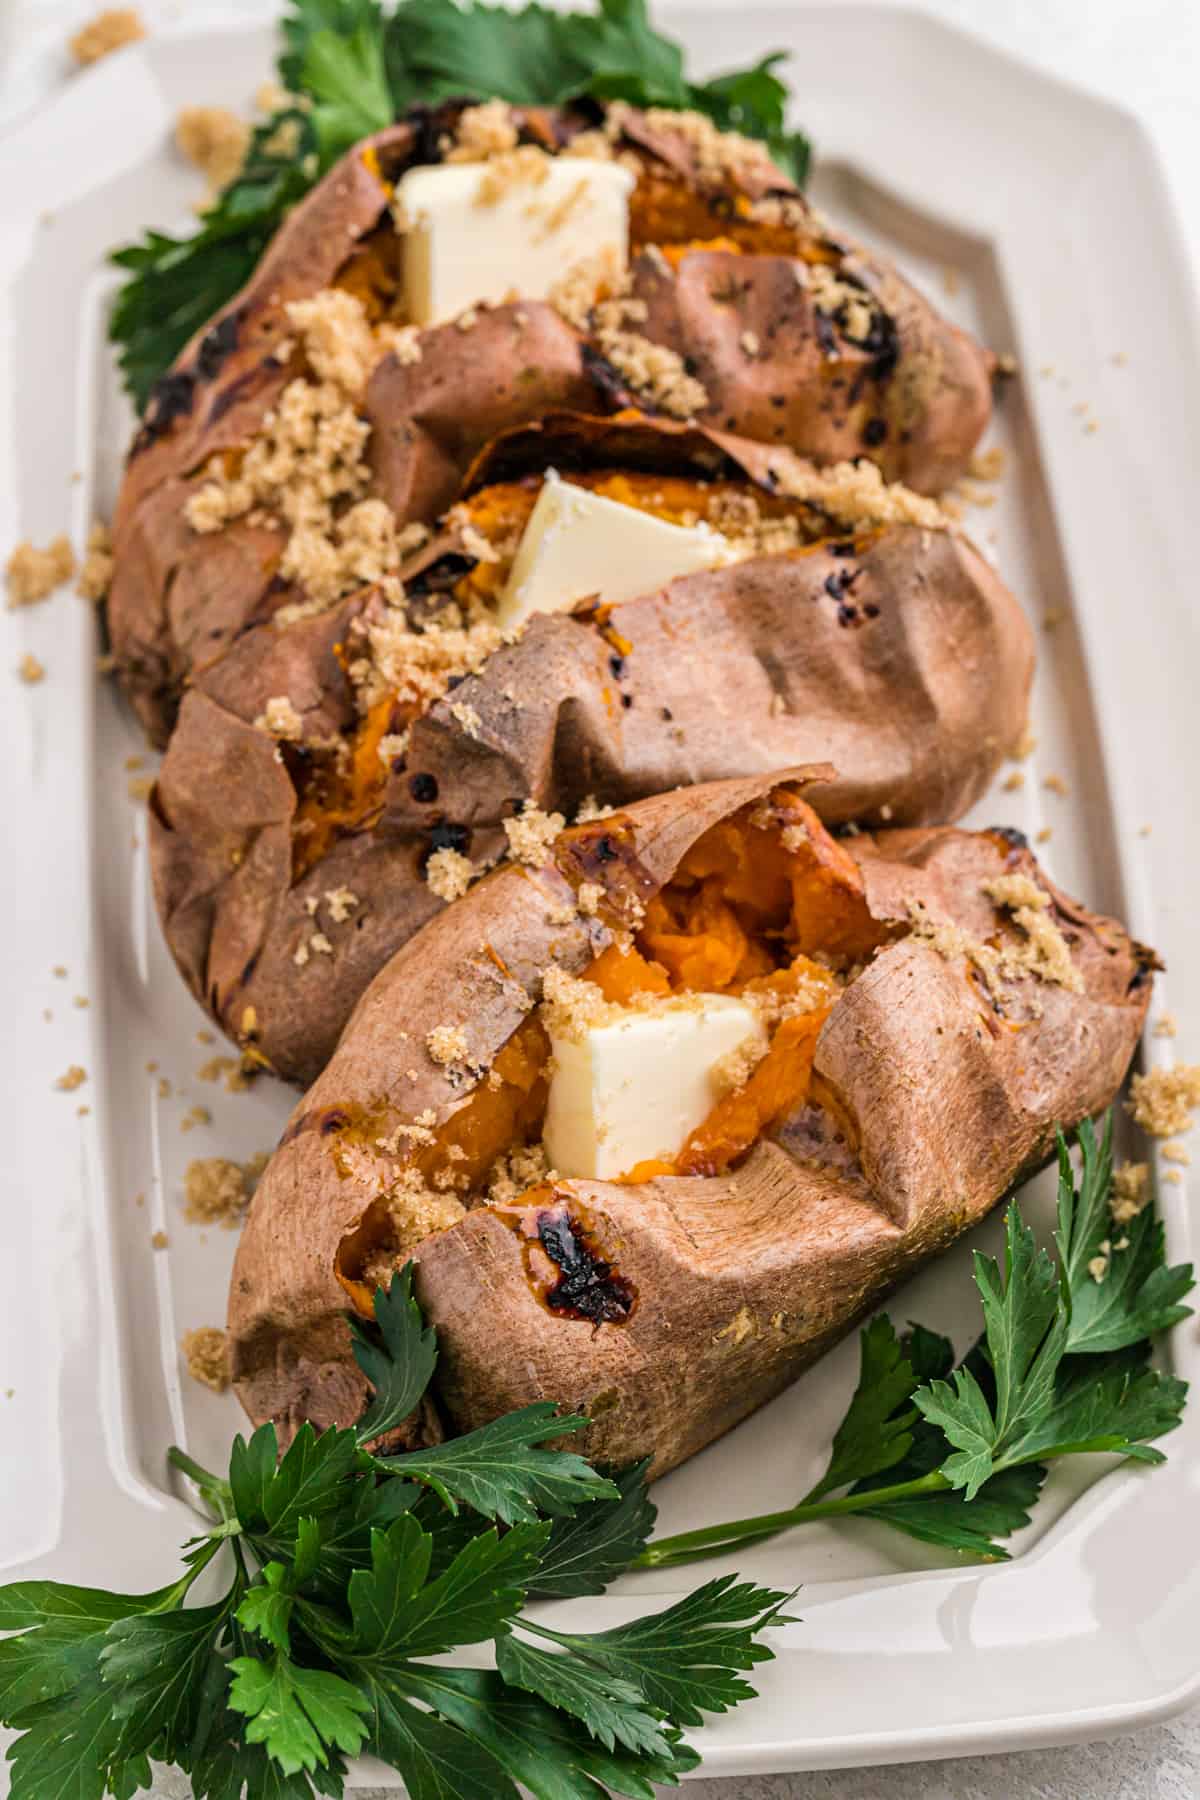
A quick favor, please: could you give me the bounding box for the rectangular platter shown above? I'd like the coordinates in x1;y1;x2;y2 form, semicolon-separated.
2;2;1199;1775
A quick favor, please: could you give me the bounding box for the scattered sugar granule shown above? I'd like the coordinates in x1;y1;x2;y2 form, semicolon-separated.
427;1024;469;1067
1110;1161;1151;1224
425;847;475;902
254;694;304;741
1127;1065;1200;1138
69;7;144;63
1043;773;1069;798
55;1065;87;1092
17;653;45;684
1153;1013;1178;1040
325;886;359;923
175;106;250;197
181;1326;229;1392
504;804;565;867
77;521;114;601
151;1229;169;1250
6;536;75;606
184;1156;261;1227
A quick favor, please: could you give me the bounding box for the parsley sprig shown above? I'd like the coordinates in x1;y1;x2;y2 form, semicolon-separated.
1;1119;1187;1794
639;1117;1193;1568
0;1267;789;1799
109;0;812;409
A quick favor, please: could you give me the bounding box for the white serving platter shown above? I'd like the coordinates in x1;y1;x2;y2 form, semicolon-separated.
2;2;1200;1781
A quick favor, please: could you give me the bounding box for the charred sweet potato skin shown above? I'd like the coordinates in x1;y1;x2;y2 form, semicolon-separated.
228;773;1150;1472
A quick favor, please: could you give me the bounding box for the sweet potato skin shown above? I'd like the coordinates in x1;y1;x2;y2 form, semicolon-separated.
150;501;1032;1083
228;774;1151;1471
108;104;995;742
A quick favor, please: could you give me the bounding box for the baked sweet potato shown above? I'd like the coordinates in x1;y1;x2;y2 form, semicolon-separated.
108;99;996;742
149;414;1032;1085
228;770;1153;1471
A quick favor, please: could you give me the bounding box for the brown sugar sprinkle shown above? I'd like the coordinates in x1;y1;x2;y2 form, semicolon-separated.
444;99;519;163
55;1065;87;1092
474;144;551;204
427;1023;469;1067
181;1326;229;1392
1163;1169;1184;1186
69;7;144;63
1162;1139;1192;1166
1043;774;1069;798
981;873;1083;994
1110;1161;1151;1226
1127;1065;1200;1138
346;599;500;717
254;694;304;741
769;458;943;533
17;653;45;684
180;1104;212;1133
425;846;476;902
76;520;114;600
175;106;250;198
6;536;75;606
128;775;155;802
1154;1013;1178;1039
183;1154;266;1228
196;1054;253;1093
151;1229;169;1250
639;105;778;190
157;1075;172;1098
1035;827;1052;844
325;886;359;923
503;803;565;867
1001;771;1025;793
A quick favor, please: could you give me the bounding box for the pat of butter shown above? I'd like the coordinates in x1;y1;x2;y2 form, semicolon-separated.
543;994;766;1181
397;155;634;328
496;472;733;634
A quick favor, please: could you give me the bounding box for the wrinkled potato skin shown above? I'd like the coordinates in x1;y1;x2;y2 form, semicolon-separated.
228;773;1151;1471
150;431;1032;1084
109;104;995;742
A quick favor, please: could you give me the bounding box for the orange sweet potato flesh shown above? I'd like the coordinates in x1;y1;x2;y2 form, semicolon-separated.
337;1012;550;1313
292;695;398;880
616;797;878;1179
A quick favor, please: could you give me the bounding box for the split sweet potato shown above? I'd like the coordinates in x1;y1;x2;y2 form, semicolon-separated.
108;99;996;742
228;770;1153;1472
149;414;1032;1084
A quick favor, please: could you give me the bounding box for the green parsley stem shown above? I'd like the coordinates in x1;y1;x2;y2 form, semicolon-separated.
634;1469;952;1568
167;1446;224;1489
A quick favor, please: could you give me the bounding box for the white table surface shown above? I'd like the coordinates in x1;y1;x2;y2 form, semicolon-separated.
2;2;1198;1795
